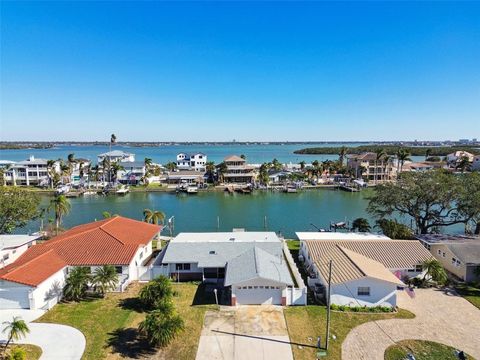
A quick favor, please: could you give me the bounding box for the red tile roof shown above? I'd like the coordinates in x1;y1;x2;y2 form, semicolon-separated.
0;216;160;287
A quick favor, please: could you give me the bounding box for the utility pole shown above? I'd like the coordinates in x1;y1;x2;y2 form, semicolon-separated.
264;215;267;230
326;260;333;350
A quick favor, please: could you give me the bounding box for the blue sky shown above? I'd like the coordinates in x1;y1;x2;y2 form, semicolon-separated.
1;1;479;142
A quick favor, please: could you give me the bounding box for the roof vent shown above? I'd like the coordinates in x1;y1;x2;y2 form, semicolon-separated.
209;250;216;255
229;238;235;242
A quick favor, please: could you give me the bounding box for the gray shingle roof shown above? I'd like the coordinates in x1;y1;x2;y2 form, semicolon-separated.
162;241;284;268
446;243;480;265
224;247;293;286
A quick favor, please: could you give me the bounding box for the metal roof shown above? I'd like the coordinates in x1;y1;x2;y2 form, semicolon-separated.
304;239;432;285
416;234;480;244
446;243;480;265
296;232;390;241
172;232;280;243
224;247;293;286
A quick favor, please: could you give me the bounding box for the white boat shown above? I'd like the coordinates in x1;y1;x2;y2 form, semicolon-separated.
285;185;297;193
186;185;198;194
116;185;130;195
83;190;97;196
55;184;71;195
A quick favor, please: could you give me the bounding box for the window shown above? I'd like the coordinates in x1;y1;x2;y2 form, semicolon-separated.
3;254;9;260
183;263;191;271
451;257;457;265
415;265;423;272
115;266;123;274
407;268;415;273
175;264;183;271
437;249;442;255
442;252;446;258
357;287;370;296
139;251;143;259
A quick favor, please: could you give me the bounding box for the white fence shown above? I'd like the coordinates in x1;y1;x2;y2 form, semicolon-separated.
282;242;308;305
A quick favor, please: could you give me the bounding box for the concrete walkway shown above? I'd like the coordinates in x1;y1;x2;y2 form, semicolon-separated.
0;309;86;360
342;288;480;359
196;305;294;360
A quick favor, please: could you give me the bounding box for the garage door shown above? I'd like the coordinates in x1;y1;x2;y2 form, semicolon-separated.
0;288;30;309
235;286;282;305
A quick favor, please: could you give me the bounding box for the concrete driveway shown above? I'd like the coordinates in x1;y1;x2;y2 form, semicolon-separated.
342;288;480;359
0;309;85;360
196;305;294;360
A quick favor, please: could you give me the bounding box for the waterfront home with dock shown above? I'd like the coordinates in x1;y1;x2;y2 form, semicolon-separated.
223;155;256;184
296;232;432;307
176;152;207;172
156;231;306;305
1;156;59;186
346;152;395;183
0;216;160;309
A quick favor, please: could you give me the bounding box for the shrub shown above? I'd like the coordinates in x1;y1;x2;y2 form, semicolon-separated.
330;304;339;311
139;310;185;347
6;347;27;360
139;276;174;310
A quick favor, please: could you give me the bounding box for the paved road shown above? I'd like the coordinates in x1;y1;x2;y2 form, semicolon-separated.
196;305;294;360
342;288;480;359
0;309;86;360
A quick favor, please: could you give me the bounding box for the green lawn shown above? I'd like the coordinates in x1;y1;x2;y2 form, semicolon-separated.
286;239;300;251
284;306;415;360
385;340;473;360
38;282;217;360
455;284;480;310
4;345;42;360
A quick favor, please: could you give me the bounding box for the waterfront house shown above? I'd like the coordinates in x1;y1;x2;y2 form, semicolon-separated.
176;153;207;172
2;156;59;187
417;234;480;283
156;231;306;305
223;155;256;184
166;170;205;185
97;150;135;163
446;151;474;166
117;161;148;185
296;232;432;307
1;235;41;269
400;161;445;172
472;155;480;171
346;152;395;182
0;216;160;309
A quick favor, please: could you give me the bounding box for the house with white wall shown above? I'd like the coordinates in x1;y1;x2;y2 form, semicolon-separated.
446;151;474;166
0;216;160;310
1;235;41;268
296;232;432;307
2;156;59;187
97;150;135;163
473;155;480;171
176;153;207;172
157;231;306;306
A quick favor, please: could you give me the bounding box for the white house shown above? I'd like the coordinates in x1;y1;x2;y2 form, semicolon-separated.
0;216;160;310
176;153;207;172
157;231;307;306
473;155;480;171
2;156;59;187
446;151;474;166
97;150;135;164
297;232;432;307
0;235;41;268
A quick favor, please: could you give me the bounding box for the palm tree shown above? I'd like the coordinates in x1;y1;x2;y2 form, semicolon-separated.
2;316;30;354
47;160;56;189
216;162;228;183
92;265;119;296
259;163;270;185
338;146;348;165
102;211;113;219
110;134;117;145
422;258;447;284
143;209;166;225
396;149;411;177
49;195;71;234
144;157;153;169
456;156;471;173
383;155;391;181
299;161;306;171
138;310;184;347
60;162;71;184
271;158;282;171
63;267;91;301
165;162;177;172
67;153;75;163
205;161;216;183
351;218;371;232
110;163;125;183
425;148;432;161
374;148;386;184
139;275;173;309
240;154;246;160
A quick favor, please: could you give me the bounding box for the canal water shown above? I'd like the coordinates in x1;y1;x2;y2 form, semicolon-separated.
28;189;374;238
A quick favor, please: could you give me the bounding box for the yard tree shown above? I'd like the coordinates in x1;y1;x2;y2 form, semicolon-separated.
367;170;480;234
143;209;165;225
2;316;30;354
351;218;371;232
139;310;184;347
63;267;91;301
0;187;40;234
422;259;448;284
376;219;413;239
92;265;119;296
139;275;173;310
